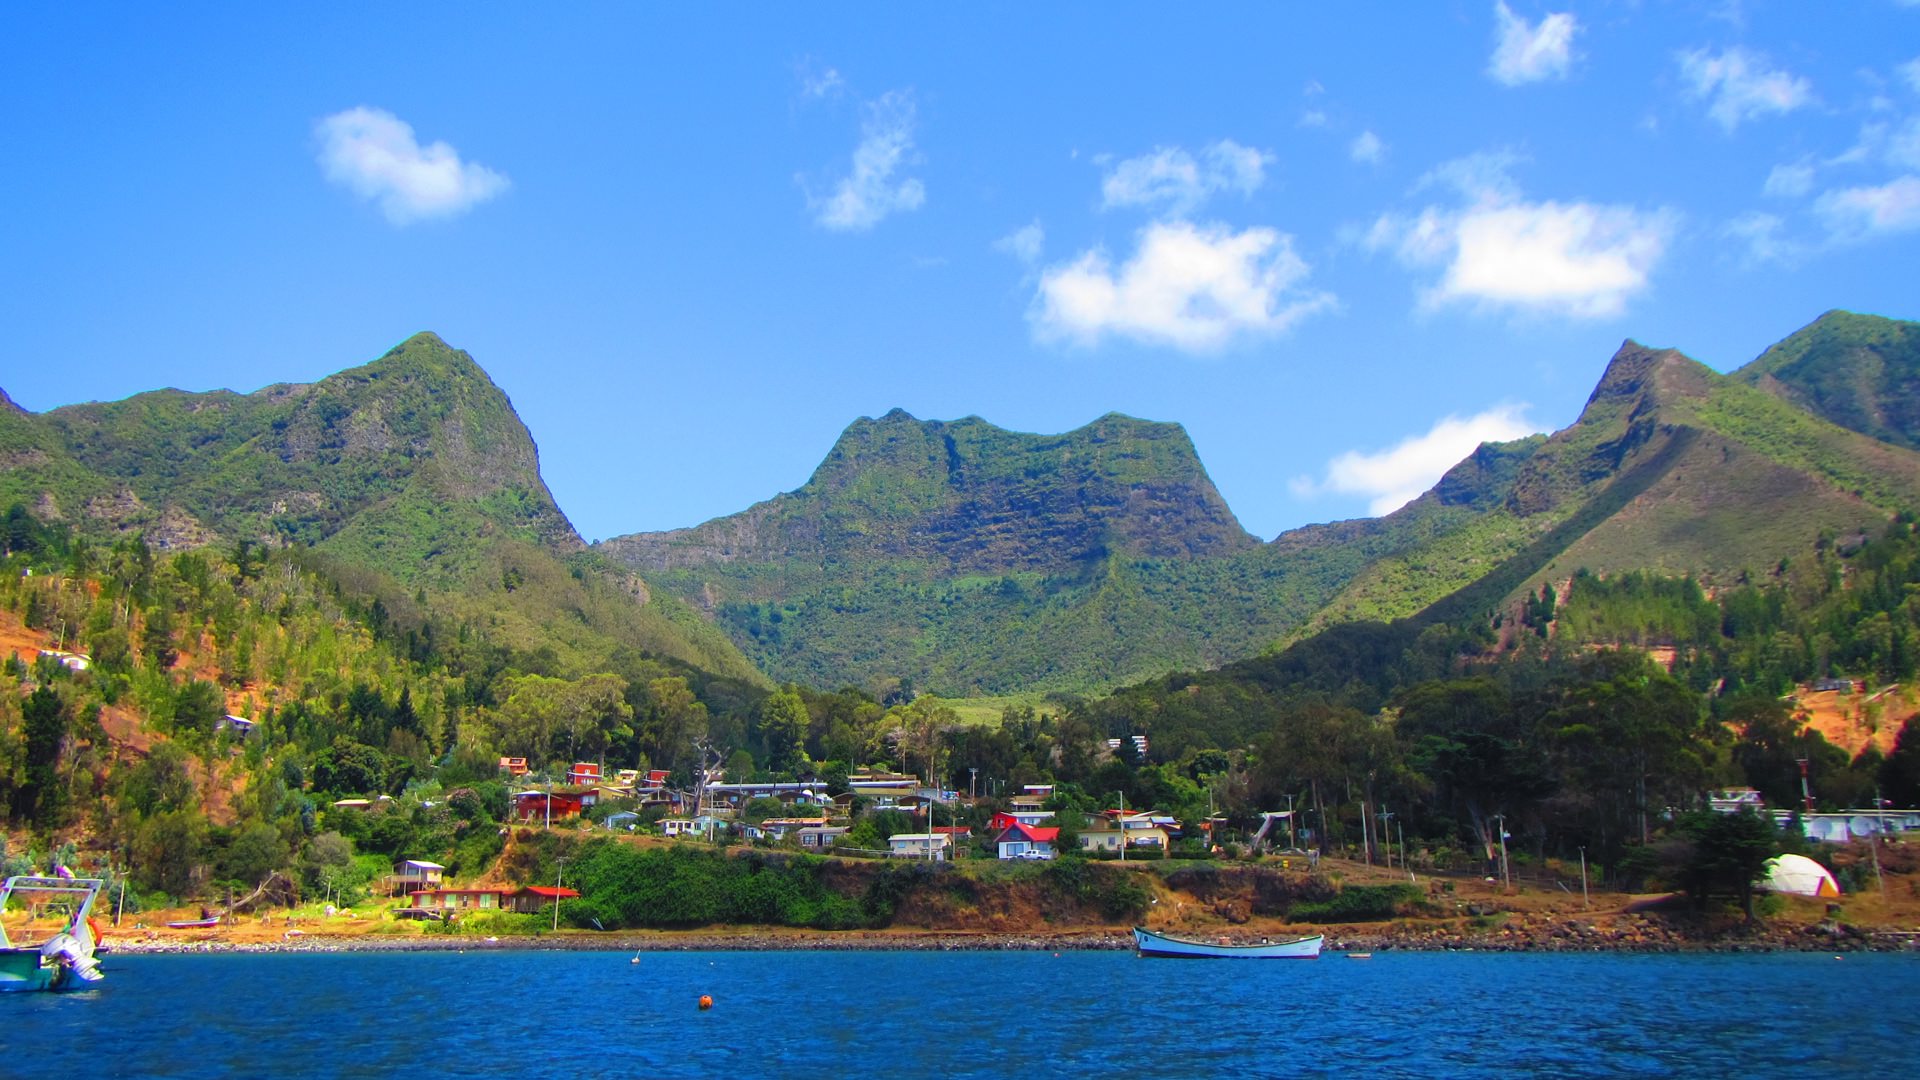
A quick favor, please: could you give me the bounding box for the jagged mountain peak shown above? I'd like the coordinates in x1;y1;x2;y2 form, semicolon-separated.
1585;340;1717;412
602;406;1254;584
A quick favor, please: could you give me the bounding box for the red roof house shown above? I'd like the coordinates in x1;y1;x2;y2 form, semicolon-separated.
995;822;1059;861
508;885;581;913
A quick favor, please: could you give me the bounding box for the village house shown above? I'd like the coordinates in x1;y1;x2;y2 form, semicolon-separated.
847;770;919;808
1078;819;1124;854
797;825;849;851
759;817;829;841
702;781;833;817
498;757;530;777
662;815;725;838
410;887;510;913
393;860;446;894
511;788;597;823
1095;810;1174;850
988;809;1054;832
995;821;1058;860
887;833;951;860
408;885;579;915
1007;784;1054;813
216;714;256;737
568;762;603;785
505;886;579;913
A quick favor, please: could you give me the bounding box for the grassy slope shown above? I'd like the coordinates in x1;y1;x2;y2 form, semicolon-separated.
1307;337;1920;632
1737;310;1920;452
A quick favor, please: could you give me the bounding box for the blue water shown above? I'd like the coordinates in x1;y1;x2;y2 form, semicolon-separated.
3;950;1916;1077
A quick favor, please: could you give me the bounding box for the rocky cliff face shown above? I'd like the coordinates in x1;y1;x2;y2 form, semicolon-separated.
600;409;1257;576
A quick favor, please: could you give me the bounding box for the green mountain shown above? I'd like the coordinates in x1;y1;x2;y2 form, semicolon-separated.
0;333;761;682
605;409;1260;573
597;411;1297;696
601;315;1920;698
1736;310;1920;452
596;409;1574;698
1304;330;1920;635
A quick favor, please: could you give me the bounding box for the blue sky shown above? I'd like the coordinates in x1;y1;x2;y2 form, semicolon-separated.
4;3;1918;542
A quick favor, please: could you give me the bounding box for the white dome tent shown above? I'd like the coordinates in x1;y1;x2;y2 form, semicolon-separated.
1759;853;1840;898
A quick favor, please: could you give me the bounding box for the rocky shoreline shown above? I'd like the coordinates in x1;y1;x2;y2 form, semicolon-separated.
101;920;1919;956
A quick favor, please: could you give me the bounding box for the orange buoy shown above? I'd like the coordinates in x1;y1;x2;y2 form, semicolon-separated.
698;994;714;1010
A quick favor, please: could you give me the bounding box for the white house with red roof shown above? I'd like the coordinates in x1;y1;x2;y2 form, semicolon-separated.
995;821;1058;860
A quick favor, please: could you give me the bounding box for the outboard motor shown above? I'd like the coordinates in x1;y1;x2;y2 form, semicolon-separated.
40;933;103;983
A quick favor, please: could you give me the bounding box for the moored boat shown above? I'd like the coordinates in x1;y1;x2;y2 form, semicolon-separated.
0;875;107;993
1132;926;1323;959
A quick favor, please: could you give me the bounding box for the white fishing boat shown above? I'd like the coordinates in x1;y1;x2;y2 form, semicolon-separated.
0;875;107;992
1132;926;1323;959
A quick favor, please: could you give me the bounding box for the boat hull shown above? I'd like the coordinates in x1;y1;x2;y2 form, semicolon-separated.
0;949;66;993
1132;927;1323;959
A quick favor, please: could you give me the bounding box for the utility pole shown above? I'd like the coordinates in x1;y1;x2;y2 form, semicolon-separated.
1797;758;1813;814
1284;793;1296;851
552;859;566;932
1491;814;1510;890
1119;791;1127;864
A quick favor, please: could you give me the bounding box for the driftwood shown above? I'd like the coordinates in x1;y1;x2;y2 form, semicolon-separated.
222;871;296;915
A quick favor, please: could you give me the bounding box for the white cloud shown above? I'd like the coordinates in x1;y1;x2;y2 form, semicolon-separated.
798;59;844;100
1678;47;1813;131
1205;141;1271;196
1763;160;1815;198
1816;175;1920;235
1723;212;1796;264
994;221;1045;264
1366;154;1674;318
1031;221;1335;352
1297;405;1540;516
1902;57;1920;94
1489;3;1581;86
314;106;508;226
1350;130;1386;165
810;90;925;231
1100;140;1271;215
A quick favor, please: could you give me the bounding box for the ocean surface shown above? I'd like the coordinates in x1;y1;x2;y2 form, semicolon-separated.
4;949;1917;1077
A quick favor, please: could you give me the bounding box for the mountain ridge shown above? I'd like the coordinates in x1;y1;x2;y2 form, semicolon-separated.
0;331;763;683
1736;310;1920;452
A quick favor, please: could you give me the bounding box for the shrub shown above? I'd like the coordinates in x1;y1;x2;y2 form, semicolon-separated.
1287;884;1426;923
